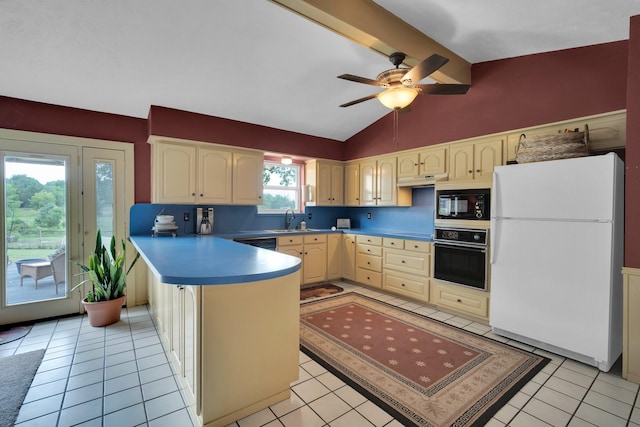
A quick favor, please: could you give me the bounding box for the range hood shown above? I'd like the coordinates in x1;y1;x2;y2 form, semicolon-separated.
397;173;448;188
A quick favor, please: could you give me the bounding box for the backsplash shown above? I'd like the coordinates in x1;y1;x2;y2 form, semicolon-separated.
130;187;435;236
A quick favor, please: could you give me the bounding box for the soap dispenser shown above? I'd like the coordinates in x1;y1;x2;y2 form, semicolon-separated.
300;220;307;230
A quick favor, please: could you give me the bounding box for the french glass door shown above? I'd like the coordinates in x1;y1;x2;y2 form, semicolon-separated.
1;140;81;323
1;137;132;324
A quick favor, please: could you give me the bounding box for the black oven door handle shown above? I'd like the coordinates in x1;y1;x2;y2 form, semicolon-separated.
434;242;487;252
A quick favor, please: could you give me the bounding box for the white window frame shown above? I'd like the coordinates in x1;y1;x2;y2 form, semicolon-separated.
259;161;302;214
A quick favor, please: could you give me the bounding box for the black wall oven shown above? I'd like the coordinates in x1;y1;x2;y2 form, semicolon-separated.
433;227;488;291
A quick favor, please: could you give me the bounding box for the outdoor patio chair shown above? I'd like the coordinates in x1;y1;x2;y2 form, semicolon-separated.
49;251;66;294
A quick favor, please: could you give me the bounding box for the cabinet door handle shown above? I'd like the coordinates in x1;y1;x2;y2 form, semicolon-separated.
192;193;196;196
457;298;462;303
390;242;395;245
476;169;481;173
401;283;406;287
200;193;203;197
468;170;473;174
401;260;406;263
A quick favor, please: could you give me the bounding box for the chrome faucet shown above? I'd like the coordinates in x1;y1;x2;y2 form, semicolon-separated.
284;208;296;230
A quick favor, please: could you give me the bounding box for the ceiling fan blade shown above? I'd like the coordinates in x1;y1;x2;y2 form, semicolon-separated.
416;83;471;95
338;74;387;87
339;94;378;107
401;54;450;85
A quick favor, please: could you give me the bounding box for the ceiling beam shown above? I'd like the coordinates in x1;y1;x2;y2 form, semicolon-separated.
270;0;471;84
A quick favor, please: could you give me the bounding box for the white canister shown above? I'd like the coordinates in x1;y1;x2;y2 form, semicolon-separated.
300;220;307;230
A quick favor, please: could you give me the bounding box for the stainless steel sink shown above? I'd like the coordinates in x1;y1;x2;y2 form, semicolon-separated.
266;229;318;233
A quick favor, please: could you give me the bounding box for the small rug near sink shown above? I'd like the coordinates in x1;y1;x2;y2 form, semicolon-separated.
300;293;550;426
300;283;343;301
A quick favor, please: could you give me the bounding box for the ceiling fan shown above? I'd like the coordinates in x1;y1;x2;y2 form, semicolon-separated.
338;52;470;111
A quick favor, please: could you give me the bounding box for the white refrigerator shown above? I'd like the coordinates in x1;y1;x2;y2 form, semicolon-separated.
490;153;624;371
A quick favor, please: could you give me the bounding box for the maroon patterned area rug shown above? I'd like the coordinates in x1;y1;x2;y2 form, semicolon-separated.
300;293;549;427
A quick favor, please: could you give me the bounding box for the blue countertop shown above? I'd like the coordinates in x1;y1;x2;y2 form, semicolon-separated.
130;235;301;285
214;228;434;241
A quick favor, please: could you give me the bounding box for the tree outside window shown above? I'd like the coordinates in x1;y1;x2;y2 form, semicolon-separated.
259;161;301;213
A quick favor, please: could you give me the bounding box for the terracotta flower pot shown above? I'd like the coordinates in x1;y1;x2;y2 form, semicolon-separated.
82;296;125;327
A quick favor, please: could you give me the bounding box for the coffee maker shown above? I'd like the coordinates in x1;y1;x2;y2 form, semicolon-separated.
196;207;214;234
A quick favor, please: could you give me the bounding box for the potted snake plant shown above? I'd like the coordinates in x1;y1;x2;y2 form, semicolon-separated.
72;229;140;326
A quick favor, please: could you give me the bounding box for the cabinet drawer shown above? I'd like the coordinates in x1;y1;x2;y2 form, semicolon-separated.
357;243;383;256
383;249;430;276
356;267;382;288
277;235;304;246
304;234;327;244
383;237;404;249
405;240;431;253
357;253;382;272
432;283;489;319
356;235;382;246
383;271;429;300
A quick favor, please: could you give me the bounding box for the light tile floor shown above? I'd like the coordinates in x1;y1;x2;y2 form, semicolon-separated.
1;281;639;426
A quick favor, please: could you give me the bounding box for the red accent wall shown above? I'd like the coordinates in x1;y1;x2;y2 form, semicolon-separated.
148;106;345;160
345;41;628;159
625;16;640;268
0;96;151;203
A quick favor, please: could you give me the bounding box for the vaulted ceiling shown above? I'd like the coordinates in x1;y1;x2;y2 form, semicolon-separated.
1;0;639;141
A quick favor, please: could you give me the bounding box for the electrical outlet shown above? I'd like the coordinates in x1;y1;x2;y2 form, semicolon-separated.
367;212;371;219
308;213;312;220
184;212;190;221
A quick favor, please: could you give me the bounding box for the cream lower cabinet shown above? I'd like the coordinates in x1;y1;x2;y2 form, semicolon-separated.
623;267;640;384
302;234;327;284
355;235;383;288
382;238;431;302
277;235;304;285
171;285;198;406
146;263;299;427
341;233;357;281
430;281;489;321
326;233;341;280
277;234;327;285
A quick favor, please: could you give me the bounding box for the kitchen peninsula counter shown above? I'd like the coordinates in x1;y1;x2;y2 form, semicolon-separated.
129;235;301;285
131;235;300;427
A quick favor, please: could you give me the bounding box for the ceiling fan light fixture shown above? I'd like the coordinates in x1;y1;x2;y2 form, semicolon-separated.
377;87;418;110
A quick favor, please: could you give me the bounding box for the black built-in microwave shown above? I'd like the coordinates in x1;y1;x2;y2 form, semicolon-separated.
436;189;490;220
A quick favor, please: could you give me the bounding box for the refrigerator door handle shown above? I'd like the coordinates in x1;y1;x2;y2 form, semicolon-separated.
490;172;498;264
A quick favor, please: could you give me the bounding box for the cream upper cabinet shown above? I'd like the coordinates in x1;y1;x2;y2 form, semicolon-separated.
306;159;343;206
150;139;263;205
360;156;410;206
344;161;360;206
232;149;264;205
397;153;420;178
360;159;377;206
420;147;448;175
152;142;233;204
397;146;448;178
199;147;233;204
153;142;198;203
449;137;503;181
